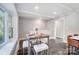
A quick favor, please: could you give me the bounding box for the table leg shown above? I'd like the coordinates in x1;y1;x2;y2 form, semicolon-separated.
28;40;31;55
71;46;73;54
68;45;70;55
48;36;50;55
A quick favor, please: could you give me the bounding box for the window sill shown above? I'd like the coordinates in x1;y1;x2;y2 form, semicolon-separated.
0;38;18;55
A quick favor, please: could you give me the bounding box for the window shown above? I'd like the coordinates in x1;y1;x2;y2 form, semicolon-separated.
0;7;13;46
0;8;5;44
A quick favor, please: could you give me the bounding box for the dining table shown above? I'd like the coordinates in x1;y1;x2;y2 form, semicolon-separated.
19;33;50;55
67;36;79;55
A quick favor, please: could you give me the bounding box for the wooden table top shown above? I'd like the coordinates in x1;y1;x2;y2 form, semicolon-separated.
69;36;79;40
19;33;49;40
29;34;49;39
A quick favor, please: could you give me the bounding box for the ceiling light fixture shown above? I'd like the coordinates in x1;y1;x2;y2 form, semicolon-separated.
34;6;39;10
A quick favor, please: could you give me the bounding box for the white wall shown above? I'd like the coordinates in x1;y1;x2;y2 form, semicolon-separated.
12;16;18;40
64;12;79;42
19;12;79;43
47;20;55;38
19;17;48;38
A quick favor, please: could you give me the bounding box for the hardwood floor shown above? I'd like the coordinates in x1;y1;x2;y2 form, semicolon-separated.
16;38;68;55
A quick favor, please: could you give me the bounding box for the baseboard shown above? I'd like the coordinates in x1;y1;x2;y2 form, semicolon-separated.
56;36;63;39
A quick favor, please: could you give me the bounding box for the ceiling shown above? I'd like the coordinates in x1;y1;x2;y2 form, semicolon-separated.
15;3;79;20
0;3;17;16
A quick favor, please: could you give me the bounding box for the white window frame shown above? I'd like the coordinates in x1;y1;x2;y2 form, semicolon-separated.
0;6;9;48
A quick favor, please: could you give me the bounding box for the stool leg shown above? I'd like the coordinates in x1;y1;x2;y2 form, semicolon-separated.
44;50;48;55
23;48;24;55
36;52;38;55
33;50;37;55
46;49;49;55
46;49;48;55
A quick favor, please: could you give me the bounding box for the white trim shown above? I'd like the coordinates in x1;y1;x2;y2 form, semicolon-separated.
0;8;9;48
54;20;57;39
0;6;13;48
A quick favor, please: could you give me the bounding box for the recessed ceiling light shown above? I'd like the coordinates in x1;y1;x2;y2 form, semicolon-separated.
34;6;39;10
53;12;56;14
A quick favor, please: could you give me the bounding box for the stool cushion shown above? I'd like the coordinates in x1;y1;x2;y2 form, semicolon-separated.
33;43;48;53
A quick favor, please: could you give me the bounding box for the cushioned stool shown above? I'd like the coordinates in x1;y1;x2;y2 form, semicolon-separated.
33;43;48;55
